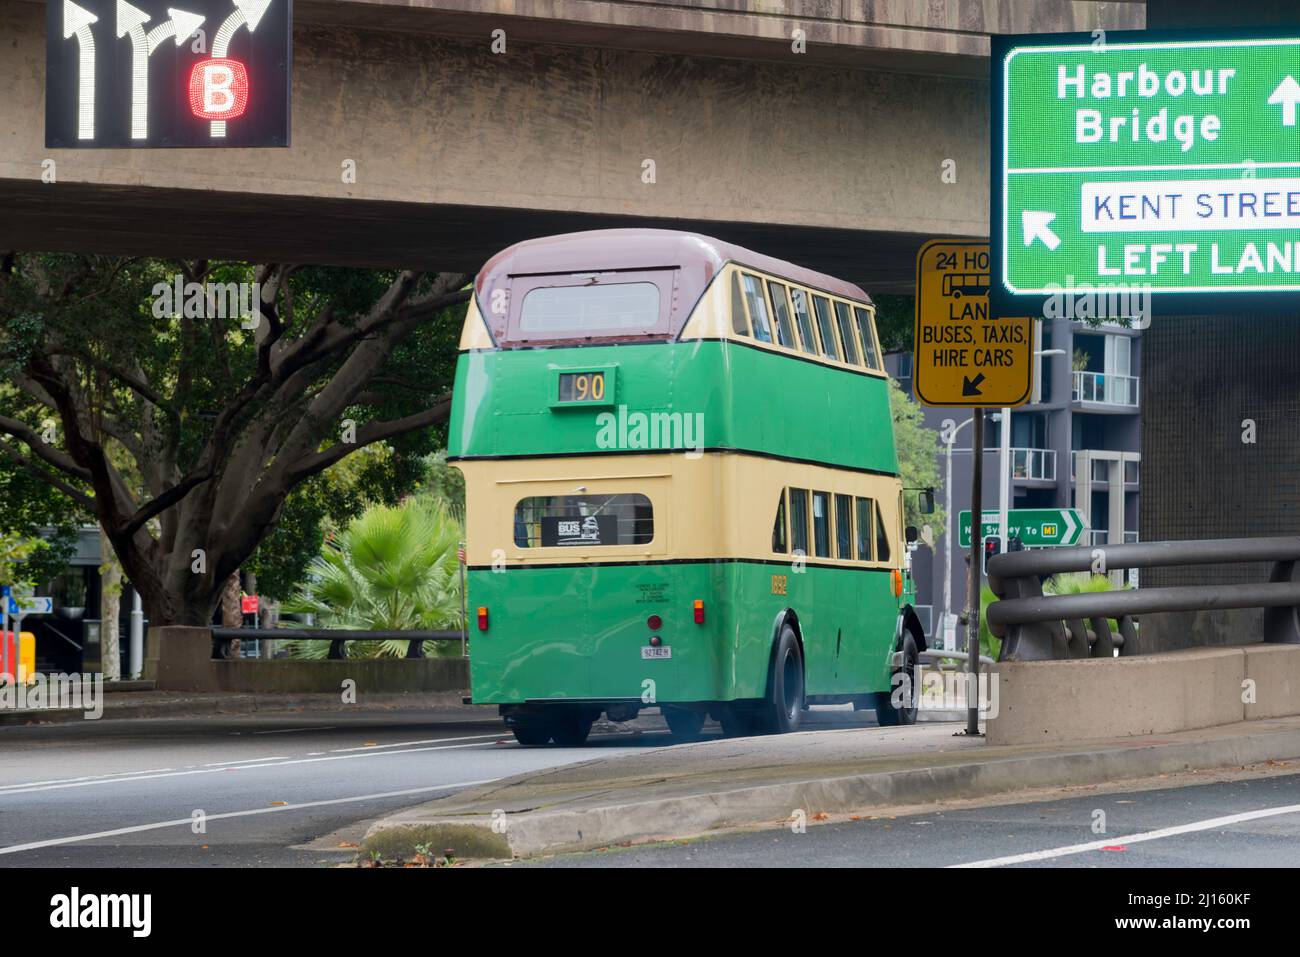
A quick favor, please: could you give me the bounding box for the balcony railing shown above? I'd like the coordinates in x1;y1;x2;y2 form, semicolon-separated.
1010;447;1056;481
1072;370;1140;406
1070;453;1140;485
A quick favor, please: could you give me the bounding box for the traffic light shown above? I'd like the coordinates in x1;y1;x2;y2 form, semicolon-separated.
983;536;1001;575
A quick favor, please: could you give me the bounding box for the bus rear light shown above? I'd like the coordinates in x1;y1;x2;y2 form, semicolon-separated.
649;635;662;647
693;600;705;624
477;606;489;631
646;614;662;631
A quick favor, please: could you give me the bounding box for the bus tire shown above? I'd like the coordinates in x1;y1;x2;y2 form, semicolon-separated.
874;633;919;727
756;624;805;735
511;724;552;747
662;705;705;742
550;713;594;747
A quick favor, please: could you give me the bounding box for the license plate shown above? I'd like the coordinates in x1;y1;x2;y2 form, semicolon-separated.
641;646;672;659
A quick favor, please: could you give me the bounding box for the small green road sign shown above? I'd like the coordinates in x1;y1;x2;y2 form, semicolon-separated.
958;508;1086;548
993;29;1300;304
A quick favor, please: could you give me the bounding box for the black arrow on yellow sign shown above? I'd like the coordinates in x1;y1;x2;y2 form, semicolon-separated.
962;373;985;397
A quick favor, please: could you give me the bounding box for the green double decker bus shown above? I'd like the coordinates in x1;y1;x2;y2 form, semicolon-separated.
449;229;929;746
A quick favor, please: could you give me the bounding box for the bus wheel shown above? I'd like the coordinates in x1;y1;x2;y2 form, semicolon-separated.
511;724;552;747
756;624;805;735
550;713;594;747
874;634;919;727
662;705;705;742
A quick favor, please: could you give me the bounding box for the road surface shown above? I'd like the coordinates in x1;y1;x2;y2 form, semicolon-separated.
0;707;672;867
523;766;1300;868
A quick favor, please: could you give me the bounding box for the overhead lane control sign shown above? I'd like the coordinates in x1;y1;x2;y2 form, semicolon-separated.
45;0;291;148
913;241;1033;408
994;29;1300;304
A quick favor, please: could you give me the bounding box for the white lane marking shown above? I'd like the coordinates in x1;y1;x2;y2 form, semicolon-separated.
0;768;176;792
0;778;500;856
252;726;336;735
0;741;500;797
950;802;1300;868
202;756;290;767
328;732;506;753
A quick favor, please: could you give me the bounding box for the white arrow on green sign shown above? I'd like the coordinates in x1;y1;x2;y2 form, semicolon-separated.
996;31;1300;296
958;508;1085;548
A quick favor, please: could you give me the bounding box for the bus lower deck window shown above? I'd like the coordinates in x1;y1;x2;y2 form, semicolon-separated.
835;494;853;560
812;491;831;558
771;491;788;553
513;493;654;547
856;497;874;561
789;488;810;556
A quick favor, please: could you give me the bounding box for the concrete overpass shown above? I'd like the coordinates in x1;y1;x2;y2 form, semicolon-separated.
0;0;1143;288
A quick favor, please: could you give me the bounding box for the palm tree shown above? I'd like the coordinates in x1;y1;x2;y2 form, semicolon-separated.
282;497;464;658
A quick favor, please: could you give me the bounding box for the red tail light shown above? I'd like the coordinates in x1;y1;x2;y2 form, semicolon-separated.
477;606;489;631
693;599;705;624
646;614;662;631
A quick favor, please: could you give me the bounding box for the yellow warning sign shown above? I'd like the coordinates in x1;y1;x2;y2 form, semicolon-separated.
913;241;1033;408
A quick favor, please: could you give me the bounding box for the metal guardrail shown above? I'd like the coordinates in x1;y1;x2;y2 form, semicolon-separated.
986;536;1300;661
211;627;462;660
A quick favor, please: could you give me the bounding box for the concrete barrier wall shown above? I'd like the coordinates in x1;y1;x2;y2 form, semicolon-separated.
987;643;1300;746
143;626;468;695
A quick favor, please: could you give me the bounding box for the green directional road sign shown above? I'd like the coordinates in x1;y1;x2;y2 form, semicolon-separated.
958;508;1086;548
994;29;1300;305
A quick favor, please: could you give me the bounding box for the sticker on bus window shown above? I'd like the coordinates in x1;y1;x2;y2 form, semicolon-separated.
641;646;672;659
540;514;617;547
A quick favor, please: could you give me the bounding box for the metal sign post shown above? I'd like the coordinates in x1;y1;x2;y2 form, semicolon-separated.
964;416;983;737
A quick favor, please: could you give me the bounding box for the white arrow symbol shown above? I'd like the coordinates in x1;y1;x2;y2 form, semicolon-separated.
210;0;273;138
116;1;152;140
1022;210;1061;251
1269;75;1300;127
146;7;205;53
63;0;99;140
1061;510;1079;546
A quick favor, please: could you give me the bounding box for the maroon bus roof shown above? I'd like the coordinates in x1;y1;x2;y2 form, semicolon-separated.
475;228;871;311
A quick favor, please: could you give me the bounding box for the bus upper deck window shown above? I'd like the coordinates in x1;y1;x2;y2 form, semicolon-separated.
834;302;860;366
812;491;831;558
741;273;774;344
519;282;660;338
789;488;810;556
765;281;797;350
730;273;751;337
812;295;840;361
789;289;818;355
771;491;788;553
854;306;881;370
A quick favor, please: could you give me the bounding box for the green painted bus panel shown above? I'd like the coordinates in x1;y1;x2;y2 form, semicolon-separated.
449;343;899;475
468;562;898;704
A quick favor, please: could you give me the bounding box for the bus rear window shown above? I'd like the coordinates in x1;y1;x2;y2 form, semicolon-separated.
513;494;653;548
518;282;660;338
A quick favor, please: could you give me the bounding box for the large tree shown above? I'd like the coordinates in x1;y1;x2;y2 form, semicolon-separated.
0;253;467;625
